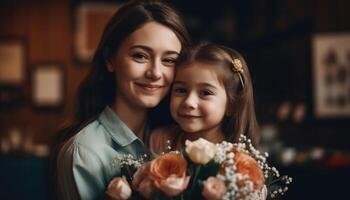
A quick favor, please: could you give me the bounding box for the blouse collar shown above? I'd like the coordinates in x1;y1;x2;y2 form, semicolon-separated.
98;106;148;147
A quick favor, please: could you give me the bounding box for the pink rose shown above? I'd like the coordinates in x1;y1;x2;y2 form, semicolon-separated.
154;173;190;197
106;176;132;200
132;163;156;199
202;177;227;200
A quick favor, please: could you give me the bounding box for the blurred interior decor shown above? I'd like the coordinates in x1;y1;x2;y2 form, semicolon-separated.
0;38;26;108
74;2;120;63
31;63;65;110
312;33;350;118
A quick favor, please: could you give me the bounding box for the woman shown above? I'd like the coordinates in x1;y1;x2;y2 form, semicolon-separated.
55;1;191;199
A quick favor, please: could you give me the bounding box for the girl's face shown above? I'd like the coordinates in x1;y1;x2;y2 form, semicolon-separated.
108;22;181;110
170;62;228;135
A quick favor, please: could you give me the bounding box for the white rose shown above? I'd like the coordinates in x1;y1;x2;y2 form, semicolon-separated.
185;138;217;164
106;176;132;200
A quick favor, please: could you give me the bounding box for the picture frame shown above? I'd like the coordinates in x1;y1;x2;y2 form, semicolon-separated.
74;3;120;64
312;33;350;118
0;38;26;86
0;38;27;108
30;63;65;110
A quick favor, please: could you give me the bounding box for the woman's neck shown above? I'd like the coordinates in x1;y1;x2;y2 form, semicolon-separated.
112;101;147;140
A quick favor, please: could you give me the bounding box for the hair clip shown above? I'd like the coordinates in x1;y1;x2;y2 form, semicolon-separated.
231;59;244;74
231;59;245;89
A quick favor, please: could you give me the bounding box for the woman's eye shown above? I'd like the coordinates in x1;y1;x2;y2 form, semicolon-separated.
132;53;148;62
162;58;177;66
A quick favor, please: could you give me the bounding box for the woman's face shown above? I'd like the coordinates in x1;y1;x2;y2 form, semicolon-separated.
108;21;181;110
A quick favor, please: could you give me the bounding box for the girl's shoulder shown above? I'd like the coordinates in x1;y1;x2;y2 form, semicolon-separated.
149;125;180;154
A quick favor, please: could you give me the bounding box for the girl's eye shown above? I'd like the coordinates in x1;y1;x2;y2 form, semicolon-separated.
173;87;187;94
132;53;148;62
200;90;214;96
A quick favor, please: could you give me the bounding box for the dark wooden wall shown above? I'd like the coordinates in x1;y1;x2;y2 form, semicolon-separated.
0;0;349;147
0;0;89;144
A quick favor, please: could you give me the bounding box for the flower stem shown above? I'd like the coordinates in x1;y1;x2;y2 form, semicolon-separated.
188;165;201;196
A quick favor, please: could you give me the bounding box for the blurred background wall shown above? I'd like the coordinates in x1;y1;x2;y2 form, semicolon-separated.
0;0;349;199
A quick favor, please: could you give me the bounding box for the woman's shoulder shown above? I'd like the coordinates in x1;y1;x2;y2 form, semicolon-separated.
61;120;108;156
74;120;101;144
149;125;179;154
58;120;113;167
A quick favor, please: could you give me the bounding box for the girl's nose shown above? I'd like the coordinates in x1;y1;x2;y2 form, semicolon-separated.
145;60;162;80
183;93;198;109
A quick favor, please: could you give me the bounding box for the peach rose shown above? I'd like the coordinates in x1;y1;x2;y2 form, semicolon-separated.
106;176;132;200
233;149;265;189
202;177;227;200
149;152;190;197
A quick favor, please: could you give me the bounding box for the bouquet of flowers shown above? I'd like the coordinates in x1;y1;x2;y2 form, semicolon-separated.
107;135;292;200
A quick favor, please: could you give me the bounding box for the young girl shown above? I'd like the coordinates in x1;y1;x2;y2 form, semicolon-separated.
150;43;259;153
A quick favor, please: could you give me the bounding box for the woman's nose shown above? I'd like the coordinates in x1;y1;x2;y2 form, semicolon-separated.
145;60;162;80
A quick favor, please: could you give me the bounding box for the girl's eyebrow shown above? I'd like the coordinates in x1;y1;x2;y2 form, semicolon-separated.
198;83;218;90
173;81;218;89
129;45;180;55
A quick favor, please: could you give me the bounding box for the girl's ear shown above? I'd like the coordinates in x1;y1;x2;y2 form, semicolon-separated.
106;59;115;72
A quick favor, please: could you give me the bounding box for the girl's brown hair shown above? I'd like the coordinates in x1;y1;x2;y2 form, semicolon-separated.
176;43;259;146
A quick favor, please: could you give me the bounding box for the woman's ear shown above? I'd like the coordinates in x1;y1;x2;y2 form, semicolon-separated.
106;59;115;72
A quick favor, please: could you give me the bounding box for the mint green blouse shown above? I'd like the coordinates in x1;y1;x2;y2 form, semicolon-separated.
57;106;150;200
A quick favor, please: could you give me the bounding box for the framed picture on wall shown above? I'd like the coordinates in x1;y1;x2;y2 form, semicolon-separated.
0;38;27;108
0;39;26;85
31;63;65;110
312;33;350;118
74;3;120;64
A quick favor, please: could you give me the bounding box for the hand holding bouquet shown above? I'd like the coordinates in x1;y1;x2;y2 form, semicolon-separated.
107;135;292;200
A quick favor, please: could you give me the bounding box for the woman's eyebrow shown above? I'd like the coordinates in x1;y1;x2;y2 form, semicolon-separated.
130;45;179;55
129;45;152;52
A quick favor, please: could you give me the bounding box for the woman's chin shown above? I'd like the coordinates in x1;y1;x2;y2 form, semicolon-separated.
139;99;162;109
137;94;167;108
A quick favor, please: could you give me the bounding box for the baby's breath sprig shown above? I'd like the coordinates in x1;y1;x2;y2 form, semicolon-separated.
112;153;149;183
213;134;292;200
214;140;260;200
113;153;147;169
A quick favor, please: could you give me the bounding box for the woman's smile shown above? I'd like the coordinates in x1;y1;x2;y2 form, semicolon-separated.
135;82;165;93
